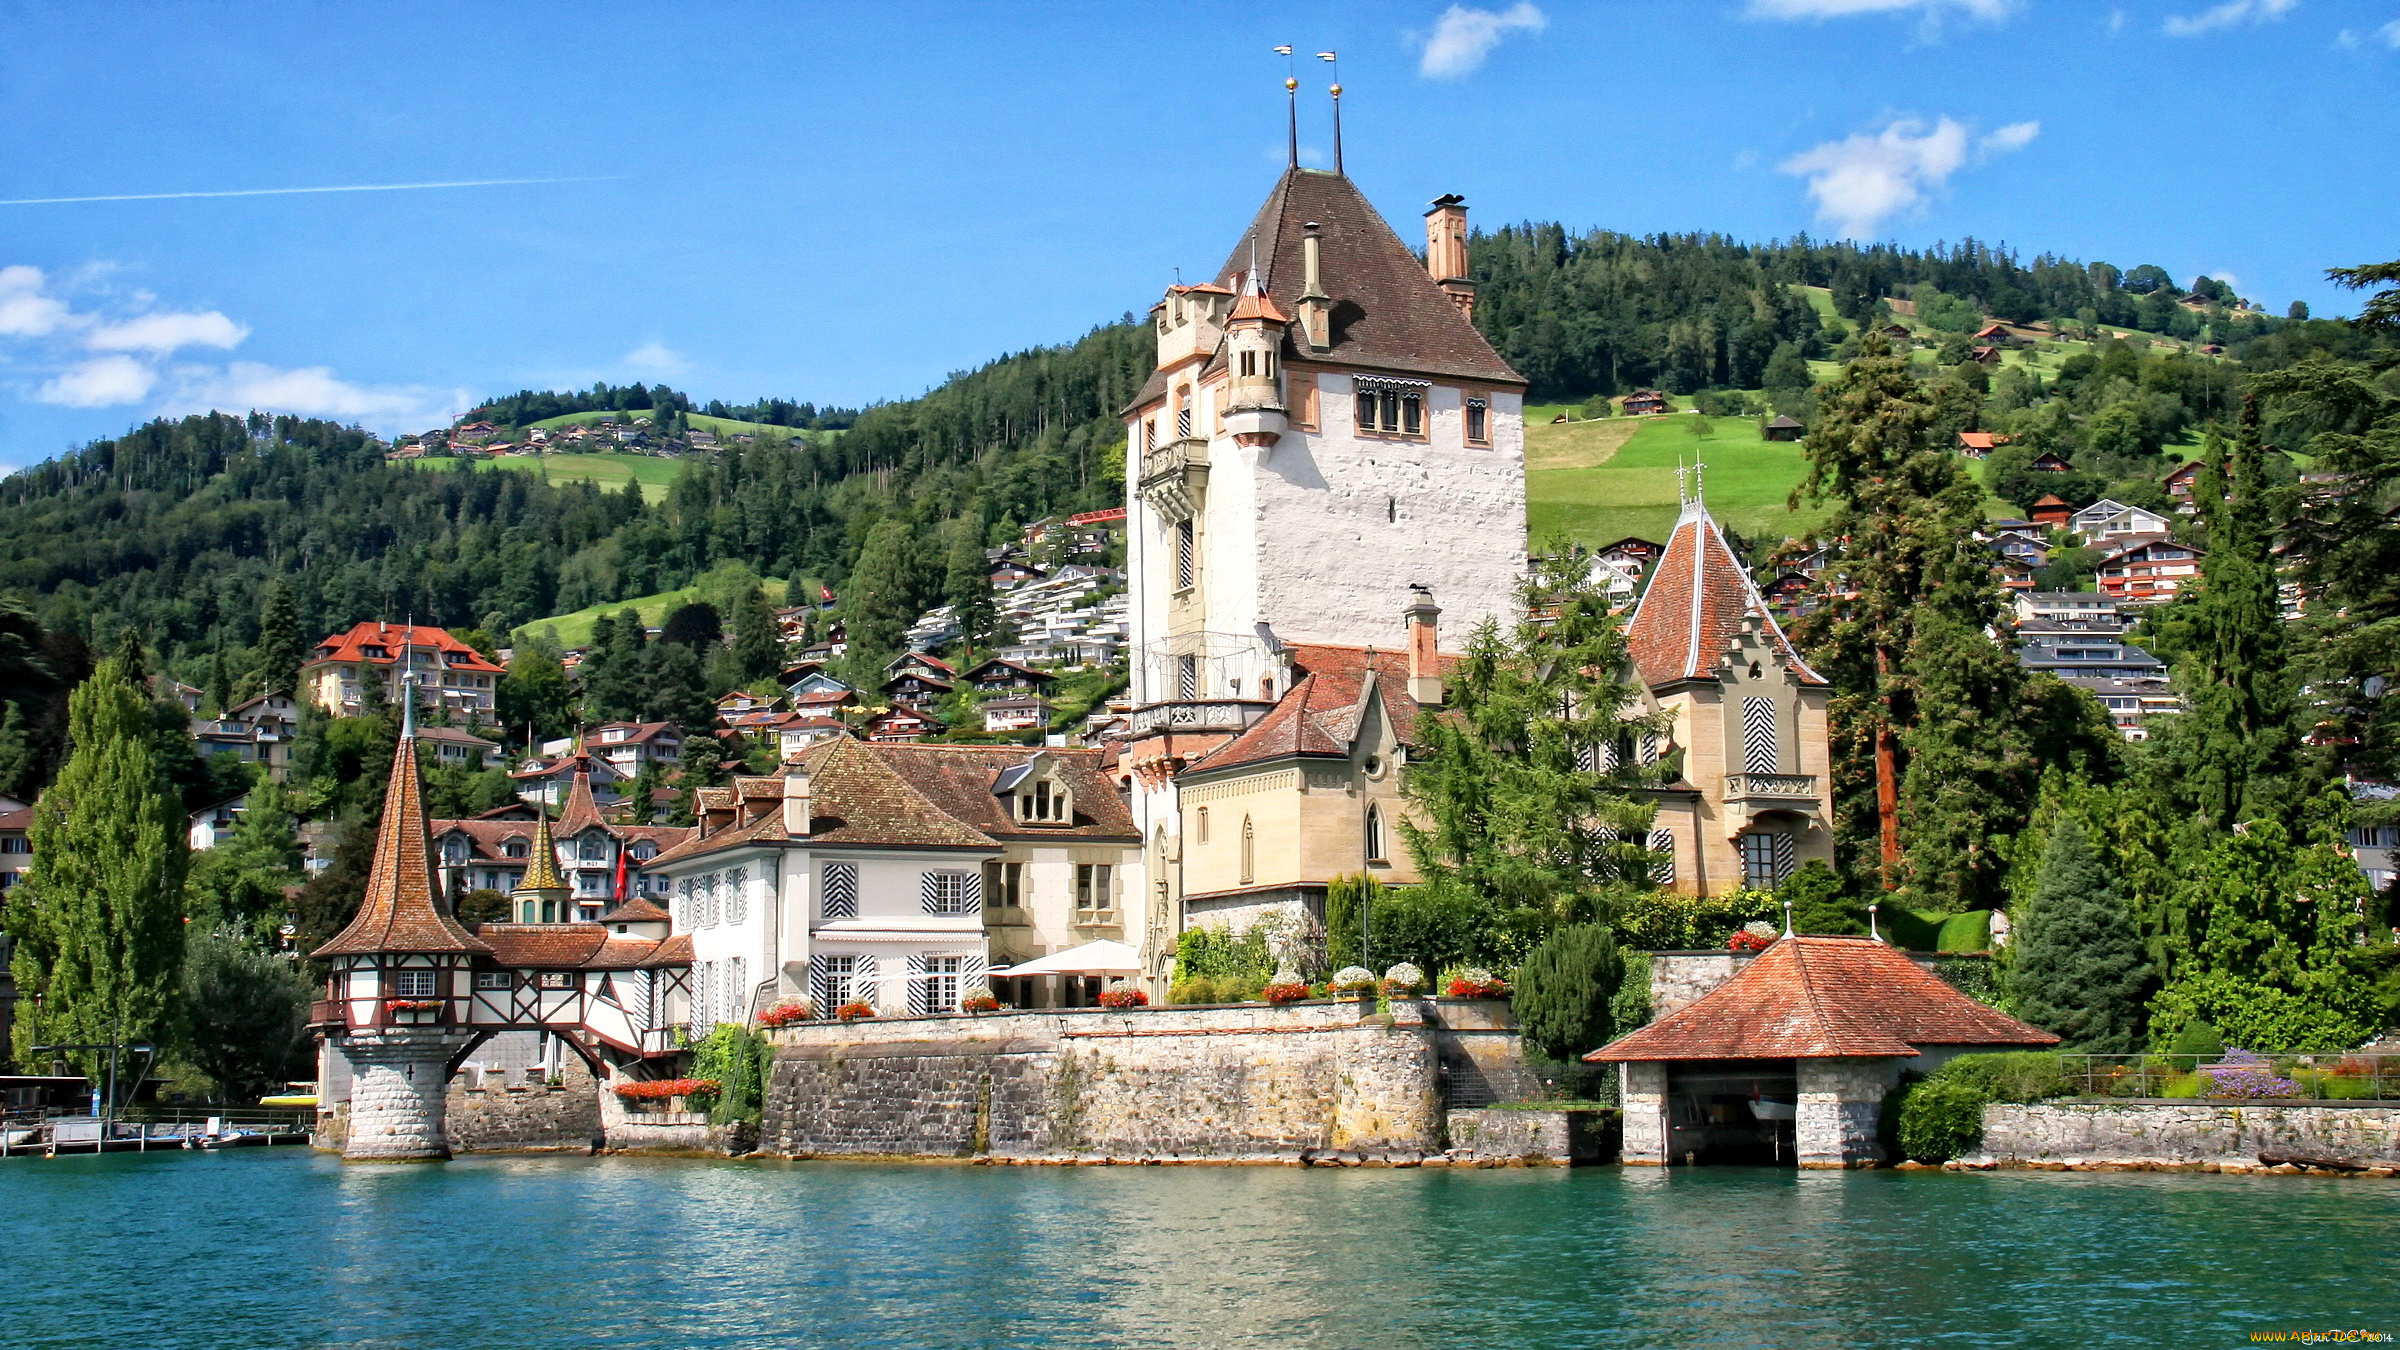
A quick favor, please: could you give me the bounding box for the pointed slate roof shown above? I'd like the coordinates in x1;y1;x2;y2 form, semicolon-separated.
1585;936;2056;1062
314;701;487;958
517;805;568;893
555;754;607;836
1624;493;1825;688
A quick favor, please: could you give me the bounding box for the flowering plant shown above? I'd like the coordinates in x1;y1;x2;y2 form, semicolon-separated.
1262;981;1312;1004
385;998;444;1012
1728;922;1778;953
835;1000;878;1021
2203;1048;2299;1099
1329;966;1377;995
960;988;1002;1013
1097;982;1148;1008
614;1077;720;1101
1380;962;1426;996
756;1001;813;1028
1445;967;1510;999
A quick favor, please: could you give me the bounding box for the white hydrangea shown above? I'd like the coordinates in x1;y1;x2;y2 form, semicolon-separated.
1382;962;1426;991
1331;966;1376;990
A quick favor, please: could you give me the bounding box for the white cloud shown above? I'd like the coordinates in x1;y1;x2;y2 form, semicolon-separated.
1418;3;1547;79
1779;115;2037;239
1747;0;2017;19
0;265;74;337
164;362;467;425
39;354;156;407
2381;18;2400;45
86;310;248;355
623;342;688;377
2163;0;2297;37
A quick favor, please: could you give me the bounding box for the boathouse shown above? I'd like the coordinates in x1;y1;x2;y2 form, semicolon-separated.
1586;935;2056;1168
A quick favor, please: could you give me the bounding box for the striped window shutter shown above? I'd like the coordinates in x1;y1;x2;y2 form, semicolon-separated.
1771;831;1798;886
962;870;983;911
809;956;837;1013
853;954;877;1010
906;954;930;1016
1575;742;1598;773
921;871;942;913
1742;696;1778;774
1649;828;1676;886
822;863;858;919
1640;731;1661;765
962;953;987;987
726;868;748;925
725;956;746;1023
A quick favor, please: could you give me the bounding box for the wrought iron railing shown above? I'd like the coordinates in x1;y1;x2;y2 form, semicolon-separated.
2053;1051;2400;1101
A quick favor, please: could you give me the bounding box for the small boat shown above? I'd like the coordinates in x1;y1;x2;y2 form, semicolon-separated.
1748;1099;1797;1122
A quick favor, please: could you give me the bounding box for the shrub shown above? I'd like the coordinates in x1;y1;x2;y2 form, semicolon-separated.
1513;924;1624;1063
1896;1079;1988;1162
1609;952;1654;1031
1616;888;1779;950
959;989;1001;1013
1933;1050;2072;1105
687;1024;767;1125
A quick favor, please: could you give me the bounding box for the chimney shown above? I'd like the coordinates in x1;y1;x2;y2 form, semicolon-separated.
781;768;812;837
1404;586;1443;707
1299;222;1330;350
1424;195;1476;321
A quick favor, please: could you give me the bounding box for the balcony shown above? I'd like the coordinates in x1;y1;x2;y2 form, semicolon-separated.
1122;698;1272;738
1139;437;1209;519
1723;772;1822;832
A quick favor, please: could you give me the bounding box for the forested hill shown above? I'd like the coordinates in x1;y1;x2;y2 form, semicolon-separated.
0;225;2297;704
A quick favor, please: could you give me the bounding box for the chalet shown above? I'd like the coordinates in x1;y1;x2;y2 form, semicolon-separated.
2014;591;2120;627
1621;389;1669;416
787;688;860;716
2095;534;2203;605
452;420;501;445
863;707;940;742
1590;935;2057;1167
982;696;1053;734
417;725;504;770
714;690;779;725
773;605;812;642
769;712;852;761
1595;536;1665;571
1586;556;1641;608
590;721;684;776
963;658;1058;695
1956;431;2002;457
0;795;31;896
881;670;953;710
189;794;248;851
887;651;958;682
989;559;1045;589
2070;499;2172;544
512;753;630;811
2028;452;2073;473
301;621;504;718
1879;323;1913;343
1762;414;1804;442
2164;459;2207;512
527;427;550;444
1987;532;2048;568
1969;345;2002;365
1972;323;2022;348
2029;494;2074;530
191;692;301;778
1759;570;1815;612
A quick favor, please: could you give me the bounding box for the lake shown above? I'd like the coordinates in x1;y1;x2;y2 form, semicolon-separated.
4;1151;2395;1348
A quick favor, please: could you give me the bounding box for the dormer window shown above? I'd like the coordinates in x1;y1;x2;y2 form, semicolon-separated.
1018;776;1070;825
504;838;529;859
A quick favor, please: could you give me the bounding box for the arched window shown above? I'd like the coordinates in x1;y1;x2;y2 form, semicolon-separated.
1239;815;1255;885
442;836;468;865
1196;806;1209;843
579;834;607;862
503;837;529;859
1364;806;1385;863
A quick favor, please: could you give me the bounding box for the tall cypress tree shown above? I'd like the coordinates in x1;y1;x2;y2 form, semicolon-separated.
2004;816;2153;1051
944;516;998;656
2175;401;2301;830
3;658;188;1083
845;513;921;677
254;580;306;697
728;579;783;684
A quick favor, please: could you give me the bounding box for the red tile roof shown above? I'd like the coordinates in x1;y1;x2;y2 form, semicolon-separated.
645;737;1000;867
1586;936;2057;1062
598;896;670;924
1624;502;1824;688
1186;644;1445;776
314;730;489;957
303;622;503;675
867;744;1137;842
555;756;607;836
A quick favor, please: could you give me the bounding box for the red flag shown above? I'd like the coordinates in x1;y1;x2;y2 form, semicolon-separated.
819;585;835;604
612;841;628;903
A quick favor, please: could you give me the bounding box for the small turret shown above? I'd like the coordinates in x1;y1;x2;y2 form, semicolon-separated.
1223;276;1291;450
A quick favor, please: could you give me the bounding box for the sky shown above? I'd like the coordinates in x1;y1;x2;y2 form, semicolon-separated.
0;0;2393;471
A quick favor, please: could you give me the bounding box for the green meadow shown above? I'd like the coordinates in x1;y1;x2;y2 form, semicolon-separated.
411;452;688;502
516;576;790;648
1524;412;1825;547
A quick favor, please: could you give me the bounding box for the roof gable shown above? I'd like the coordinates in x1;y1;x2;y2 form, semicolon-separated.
1625;499;1824;688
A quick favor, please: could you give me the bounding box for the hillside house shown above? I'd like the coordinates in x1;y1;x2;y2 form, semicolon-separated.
1972;323;2022;348
882;670;954;711
301;622;504;718
189;794;248;851
0;795;31;896
863;707;940;743
714;691;779;725
2096;535;2203;605
2164;459;2207;513
887;652;958;683
2014;591;2120;627
1622;389;1669;416
982;696;1053;734
2070;499;2172;544
2028;452;2073;473
513;753;629;811
2016;635;2166;682
1596;536;1664;572
1956;431;2001;457
771;713;853;760
591;721;684;776
2074;677;2185;741
417;725;504;770
2030;495;2073;529
963;659;1057;695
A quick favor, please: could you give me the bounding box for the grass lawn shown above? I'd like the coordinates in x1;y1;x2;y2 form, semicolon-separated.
524;409;819;442
1526;413;1827;548
412;452;688;502
517;577;789;649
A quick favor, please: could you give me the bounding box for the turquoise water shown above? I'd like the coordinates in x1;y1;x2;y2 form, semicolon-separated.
4;1152;2397;1349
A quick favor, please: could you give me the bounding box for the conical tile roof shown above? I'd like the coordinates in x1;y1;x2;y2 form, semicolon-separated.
1624;492;1825;688
314;699;488;957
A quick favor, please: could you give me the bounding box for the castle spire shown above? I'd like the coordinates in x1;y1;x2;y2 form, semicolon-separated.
1276;45;1298;169
1318;51;1342;175
312;673;486;957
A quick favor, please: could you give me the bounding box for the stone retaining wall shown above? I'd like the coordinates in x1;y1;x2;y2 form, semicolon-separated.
446;1059;602;1153
1973;1101;2400;1170
1445;1108;1615;1165
759;998;1533;1164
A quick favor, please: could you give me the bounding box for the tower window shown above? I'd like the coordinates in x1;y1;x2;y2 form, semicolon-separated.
1466;396;1489;445
1354;381;1426;436
1196;806;1210;843
1364;806;1385;863
1176;390;1192;439
1240;350;1256;376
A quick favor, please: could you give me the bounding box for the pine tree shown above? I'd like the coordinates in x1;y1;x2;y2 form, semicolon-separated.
642;639;715;732
728;579;783;684
1513;923;1625;1064
254;580;305;696
945;517;999;656
1400;549;1670;952
179;929;313;1102
2;659;188;1083
2004;816;2153;1051
0;702;33;801
845;514;921;675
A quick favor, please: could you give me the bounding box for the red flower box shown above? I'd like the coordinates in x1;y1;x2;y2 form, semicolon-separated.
960;994;1001;1013
1096;988;1148;1009
1445;976;1509;998
614;1077;720;1101
757;1001;813;1028
835;1001;877;1021
384;998;443;1012
1262;982;1311;1005
1728;929;1775;953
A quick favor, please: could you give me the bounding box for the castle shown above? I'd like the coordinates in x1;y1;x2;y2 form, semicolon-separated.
1115;161;1833;985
